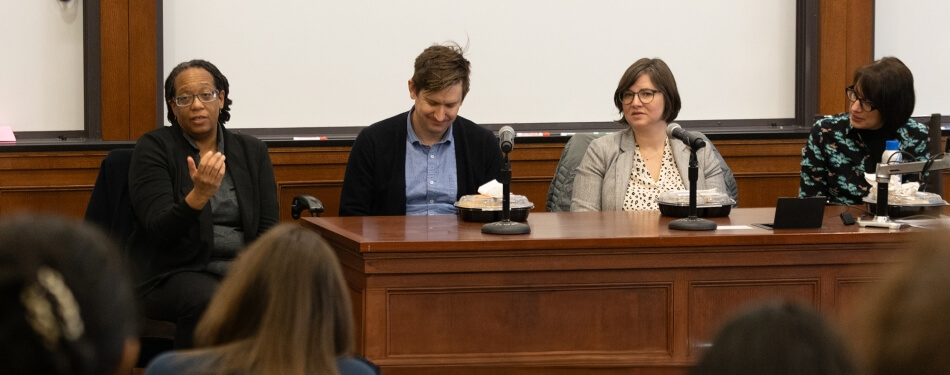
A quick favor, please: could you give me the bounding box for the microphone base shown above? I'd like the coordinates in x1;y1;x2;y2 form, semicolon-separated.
856;216;903;229
669;217;717;231
482;220;531;235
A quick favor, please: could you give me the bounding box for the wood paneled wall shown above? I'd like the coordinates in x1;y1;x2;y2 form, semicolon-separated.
6;140;948;221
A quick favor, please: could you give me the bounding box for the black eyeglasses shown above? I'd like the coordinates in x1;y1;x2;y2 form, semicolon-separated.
171;90;220;107
620;89;661;105
845;86;876;112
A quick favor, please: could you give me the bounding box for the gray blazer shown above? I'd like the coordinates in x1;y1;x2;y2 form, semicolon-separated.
570;128;727;211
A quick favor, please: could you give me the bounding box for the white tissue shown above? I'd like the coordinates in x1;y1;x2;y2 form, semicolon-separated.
895;182;921;195
864;172;920;194
478;179;504;198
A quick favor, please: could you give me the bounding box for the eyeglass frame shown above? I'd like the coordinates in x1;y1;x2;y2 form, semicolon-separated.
620;89;661;105
845;86;876;112
171;90;221;107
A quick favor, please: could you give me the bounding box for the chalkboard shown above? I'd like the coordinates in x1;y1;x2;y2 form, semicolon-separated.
0;1;84;132
163;0;797;130
875;0;950;118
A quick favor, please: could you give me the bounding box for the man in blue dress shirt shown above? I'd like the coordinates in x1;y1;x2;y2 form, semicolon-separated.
339;42;504;216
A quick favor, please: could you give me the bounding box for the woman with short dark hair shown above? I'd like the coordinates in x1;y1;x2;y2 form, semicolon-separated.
128;59;279;348
571;58;730;211
799;56;929;205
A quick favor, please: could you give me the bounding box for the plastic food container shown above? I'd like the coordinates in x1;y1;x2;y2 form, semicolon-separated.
864;191;947;218
455;194;534;222
657;189;736;218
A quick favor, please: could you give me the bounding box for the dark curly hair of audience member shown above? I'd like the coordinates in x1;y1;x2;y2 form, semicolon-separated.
690;300;856;375
0;214;138;375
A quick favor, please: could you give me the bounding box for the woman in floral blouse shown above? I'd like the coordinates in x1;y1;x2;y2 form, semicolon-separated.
799;57;929;205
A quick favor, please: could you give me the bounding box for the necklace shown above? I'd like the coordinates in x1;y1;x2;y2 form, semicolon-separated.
639;148;664;161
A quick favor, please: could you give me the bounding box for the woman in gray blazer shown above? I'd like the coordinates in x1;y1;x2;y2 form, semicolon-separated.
571;58;728;212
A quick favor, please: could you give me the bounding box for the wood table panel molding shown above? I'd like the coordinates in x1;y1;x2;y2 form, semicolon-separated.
301;208;923;374
381;283;672;357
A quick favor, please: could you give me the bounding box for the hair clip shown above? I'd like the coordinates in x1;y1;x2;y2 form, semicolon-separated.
19;266;84;350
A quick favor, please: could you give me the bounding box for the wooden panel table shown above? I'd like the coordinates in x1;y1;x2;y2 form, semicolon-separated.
300;208;922;375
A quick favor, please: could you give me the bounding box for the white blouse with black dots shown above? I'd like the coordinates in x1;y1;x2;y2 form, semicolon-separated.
622;141;685;211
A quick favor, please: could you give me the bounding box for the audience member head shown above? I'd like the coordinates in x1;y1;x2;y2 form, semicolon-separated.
164;59;233;129
0;214;139;375
193;223;354;375
853;231;950;375
614;57;682;125
690;300;855;375
849;56;915;133
410;42;472;100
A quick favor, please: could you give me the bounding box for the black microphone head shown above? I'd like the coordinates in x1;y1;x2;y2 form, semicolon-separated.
665;123;681;138
499;126;515;153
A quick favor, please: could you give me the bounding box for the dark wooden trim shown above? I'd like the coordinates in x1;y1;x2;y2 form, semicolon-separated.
797;0;820;124
155;0;165;131
870;1;876;58
83;0;102;140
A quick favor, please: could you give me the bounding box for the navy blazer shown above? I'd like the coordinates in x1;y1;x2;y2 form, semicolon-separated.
339;111;504;216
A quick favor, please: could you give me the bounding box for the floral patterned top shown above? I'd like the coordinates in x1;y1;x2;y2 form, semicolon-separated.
623;140;685;211
799;113;930;205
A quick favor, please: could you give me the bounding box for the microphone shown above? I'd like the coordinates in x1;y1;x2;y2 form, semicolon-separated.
666;123;706;149
499;126;515;153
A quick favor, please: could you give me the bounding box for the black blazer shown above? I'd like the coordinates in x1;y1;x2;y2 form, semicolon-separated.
339;111;504;216
127;124;278;294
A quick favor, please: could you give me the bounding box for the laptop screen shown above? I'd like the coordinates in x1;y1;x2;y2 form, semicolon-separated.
770;197;826;229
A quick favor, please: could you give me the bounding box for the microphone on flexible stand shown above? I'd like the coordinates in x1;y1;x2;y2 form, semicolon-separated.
667;123;706;150
483;126;531;235
666;123;716;231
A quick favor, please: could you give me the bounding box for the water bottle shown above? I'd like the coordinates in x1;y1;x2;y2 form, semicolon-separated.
880;139;901;183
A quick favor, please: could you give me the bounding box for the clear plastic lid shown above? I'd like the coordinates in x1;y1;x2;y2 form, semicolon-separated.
656;188;736;207
455;194;534;210
864;191;948;206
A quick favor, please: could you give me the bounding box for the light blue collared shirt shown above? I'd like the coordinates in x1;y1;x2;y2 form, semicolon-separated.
405;109;458;215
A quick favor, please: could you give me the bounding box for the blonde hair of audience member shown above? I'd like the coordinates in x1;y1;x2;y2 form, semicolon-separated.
690;300;856;375
852;231;950;375
191;223;355;375
0;214;139;375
